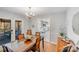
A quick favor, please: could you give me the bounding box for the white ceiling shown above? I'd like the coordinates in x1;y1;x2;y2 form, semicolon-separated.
0;7;67;17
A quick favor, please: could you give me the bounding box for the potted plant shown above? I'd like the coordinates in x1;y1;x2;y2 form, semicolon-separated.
59;32;68;40
60;32;64;37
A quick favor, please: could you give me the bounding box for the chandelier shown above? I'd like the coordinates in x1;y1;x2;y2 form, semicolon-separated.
25;7;35;19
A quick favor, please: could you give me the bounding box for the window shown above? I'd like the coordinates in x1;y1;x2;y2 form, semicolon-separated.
0;19;11;32
0;18;11;45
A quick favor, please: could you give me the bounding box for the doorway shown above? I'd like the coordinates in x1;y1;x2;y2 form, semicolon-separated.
15;20;22;40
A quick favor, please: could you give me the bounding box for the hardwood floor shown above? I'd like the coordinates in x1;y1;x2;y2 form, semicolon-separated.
40;41;56;52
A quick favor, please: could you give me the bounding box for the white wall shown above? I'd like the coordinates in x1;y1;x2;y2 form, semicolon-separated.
72;13;79;35
32;12;66;42
67;7;79;44
51;12;67;42
0;10;28;41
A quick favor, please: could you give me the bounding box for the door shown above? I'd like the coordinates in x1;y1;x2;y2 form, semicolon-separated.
15;21;22;40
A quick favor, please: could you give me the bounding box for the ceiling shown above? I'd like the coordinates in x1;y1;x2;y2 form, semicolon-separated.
0;7;68;17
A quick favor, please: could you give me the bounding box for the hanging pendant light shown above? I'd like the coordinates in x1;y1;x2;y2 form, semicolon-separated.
25;7;35;20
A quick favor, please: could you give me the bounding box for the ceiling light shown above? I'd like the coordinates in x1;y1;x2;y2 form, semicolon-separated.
25;7;35;19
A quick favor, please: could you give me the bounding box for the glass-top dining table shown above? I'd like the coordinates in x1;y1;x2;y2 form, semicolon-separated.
4;38;36;52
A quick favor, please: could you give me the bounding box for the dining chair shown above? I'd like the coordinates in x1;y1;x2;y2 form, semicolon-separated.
18;34;25;41
26;29;32;35
35;32;41;52
56;36;70;52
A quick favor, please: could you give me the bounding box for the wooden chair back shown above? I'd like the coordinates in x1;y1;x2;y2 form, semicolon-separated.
18;34;24;41
56;36;70;52
26;29;32;35
35;32;41;51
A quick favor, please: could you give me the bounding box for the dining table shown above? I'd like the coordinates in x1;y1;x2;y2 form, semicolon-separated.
4;38;36;52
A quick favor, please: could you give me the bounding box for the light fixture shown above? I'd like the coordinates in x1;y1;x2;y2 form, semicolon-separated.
25;7;35;19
